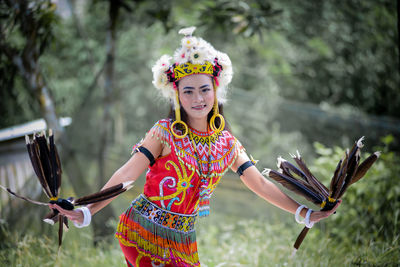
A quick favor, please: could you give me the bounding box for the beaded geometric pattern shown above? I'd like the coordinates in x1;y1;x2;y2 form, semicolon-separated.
133;119;244;217
173;62;214;81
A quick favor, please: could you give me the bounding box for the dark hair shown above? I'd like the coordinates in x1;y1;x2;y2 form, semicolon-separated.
167;102;229;132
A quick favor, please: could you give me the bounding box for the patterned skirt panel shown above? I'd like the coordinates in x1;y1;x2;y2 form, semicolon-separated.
115;195;199;266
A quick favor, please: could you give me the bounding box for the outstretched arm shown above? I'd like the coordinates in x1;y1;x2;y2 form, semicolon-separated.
50;129;163;224
231;152;340;223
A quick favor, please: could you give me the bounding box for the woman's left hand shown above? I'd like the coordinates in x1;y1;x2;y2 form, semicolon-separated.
310;199;342;223
49;203;85;225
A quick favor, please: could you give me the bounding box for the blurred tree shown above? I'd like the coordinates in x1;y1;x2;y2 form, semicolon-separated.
198;0;282;39
273;0;399;118
88;0;174;241
0;0;61;130
0;0;100;239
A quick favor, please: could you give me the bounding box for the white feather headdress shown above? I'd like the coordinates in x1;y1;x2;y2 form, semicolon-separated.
152;27;233;106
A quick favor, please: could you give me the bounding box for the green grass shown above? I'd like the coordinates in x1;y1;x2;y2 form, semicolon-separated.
1;216;398;267
197;215;399;267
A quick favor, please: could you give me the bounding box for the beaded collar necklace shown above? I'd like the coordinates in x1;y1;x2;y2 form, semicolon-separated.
188;127;215;178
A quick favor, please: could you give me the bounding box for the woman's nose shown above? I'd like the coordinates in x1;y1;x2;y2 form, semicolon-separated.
194;91;204;102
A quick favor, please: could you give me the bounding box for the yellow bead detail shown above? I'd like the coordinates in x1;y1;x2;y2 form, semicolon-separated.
174;62;214;81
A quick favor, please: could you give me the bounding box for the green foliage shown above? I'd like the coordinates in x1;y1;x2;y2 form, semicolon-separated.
0;0;60;127
199;0;282;38
311;135;400;245
273;0;400;117
0;0;59;55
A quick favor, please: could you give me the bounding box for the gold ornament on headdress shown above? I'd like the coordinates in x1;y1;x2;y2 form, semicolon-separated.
173;62;214;81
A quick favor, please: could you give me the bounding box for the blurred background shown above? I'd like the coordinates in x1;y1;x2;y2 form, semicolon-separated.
0;0;399;266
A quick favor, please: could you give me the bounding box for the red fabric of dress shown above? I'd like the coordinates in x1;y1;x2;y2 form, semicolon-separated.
116;119;243;266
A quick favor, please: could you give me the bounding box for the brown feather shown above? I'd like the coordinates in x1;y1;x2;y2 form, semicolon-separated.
265;169;324;205
332;150;349;199
49;132;62;196
275;160;322;198
336;137;365;197
63;216;69;230
350;152;380;185
74;181;134;206
75;191;122;205
74;183;123;204
291;152;329;198
278;157;309;182
54;143;62;195
35;133;56;197
347;142;358;162
43;209;60;225
32;139;54;197
75;187;128;206
337;149;360;198
329;158;342;195
0;185;48;206
26;137;52;198
58;214;63;247
43;211;59;225
294;226;310;250
277;159;327;201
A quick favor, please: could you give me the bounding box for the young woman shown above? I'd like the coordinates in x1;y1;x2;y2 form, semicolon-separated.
50;27;340;267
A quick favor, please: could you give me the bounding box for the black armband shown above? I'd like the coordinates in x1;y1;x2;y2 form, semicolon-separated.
137;146;156;166
236;161;254;177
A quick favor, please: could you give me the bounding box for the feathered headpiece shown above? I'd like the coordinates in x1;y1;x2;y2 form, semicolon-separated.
152;26;233;107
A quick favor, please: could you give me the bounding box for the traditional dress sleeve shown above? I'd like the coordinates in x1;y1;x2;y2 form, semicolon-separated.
131;119;173;155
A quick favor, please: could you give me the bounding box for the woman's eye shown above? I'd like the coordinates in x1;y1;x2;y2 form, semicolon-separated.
183;91;192;94
202;88;211;93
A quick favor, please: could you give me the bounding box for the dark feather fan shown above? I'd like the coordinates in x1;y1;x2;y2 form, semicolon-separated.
0;131;134;247
262;137;379;251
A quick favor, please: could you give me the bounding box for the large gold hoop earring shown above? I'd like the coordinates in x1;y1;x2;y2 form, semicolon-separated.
209;96;225;132
210;113;225;132
170;90;188;139
171;120;188;139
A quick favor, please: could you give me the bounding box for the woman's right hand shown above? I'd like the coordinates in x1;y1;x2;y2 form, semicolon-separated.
49;203;85;225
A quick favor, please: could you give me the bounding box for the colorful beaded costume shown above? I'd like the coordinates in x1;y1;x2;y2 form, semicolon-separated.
116;119;244;266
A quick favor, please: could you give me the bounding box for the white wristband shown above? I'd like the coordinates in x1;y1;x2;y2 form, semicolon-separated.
295;205;307;224
305;208;314;228
73;207;91;228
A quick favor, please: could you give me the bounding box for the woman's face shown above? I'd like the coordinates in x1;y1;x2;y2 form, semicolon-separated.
178;74;215;122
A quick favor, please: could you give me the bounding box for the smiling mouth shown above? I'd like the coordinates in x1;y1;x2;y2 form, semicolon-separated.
192;105;207;110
